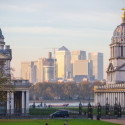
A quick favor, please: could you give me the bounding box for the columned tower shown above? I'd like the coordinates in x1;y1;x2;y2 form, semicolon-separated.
94;9;125;107
107;8;125;84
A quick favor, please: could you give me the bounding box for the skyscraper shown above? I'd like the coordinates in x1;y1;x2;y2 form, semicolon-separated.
21;52;56;83
21;61;37;83
71;50;86;64
56;46;71;79
73;60;93;82
71;50;86;77
88;52;103;80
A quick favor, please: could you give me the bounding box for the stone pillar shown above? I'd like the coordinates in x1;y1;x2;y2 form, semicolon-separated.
108;93;110;105
118;92;120;104
111;93;113;106
26;90;29;113
121;92;123;107
7;91;10;114
11;92;14;114
94;93;97;106
112;93;113;106
113;93;115;105
22;91;25;113
119;92;122;106
124;92;125;107
103;93;105;106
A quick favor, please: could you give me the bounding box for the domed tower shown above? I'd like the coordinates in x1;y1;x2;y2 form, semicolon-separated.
107;8;125;84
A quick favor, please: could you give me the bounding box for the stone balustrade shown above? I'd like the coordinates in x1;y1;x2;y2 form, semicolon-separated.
97;83;125;90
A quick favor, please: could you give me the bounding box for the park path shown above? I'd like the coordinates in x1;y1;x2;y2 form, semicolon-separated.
101;118;125;125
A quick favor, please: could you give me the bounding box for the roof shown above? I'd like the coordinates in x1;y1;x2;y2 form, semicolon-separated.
0;28;4;39
58;46;69;51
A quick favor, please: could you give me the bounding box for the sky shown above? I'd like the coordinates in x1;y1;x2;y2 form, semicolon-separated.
0;0;125;78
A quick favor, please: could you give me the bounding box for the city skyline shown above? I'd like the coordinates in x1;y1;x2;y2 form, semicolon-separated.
0;0;124;78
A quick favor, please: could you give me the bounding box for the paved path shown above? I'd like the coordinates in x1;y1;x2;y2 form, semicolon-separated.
102;118;125;125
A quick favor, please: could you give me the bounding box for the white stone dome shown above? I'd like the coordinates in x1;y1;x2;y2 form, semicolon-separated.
111;9;125;43
112;23;125;43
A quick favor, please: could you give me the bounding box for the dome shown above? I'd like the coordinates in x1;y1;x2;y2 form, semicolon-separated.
112;23;125;40
111;9;125;43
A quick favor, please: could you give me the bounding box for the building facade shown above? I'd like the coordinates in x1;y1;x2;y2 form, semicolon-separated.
21;61;37;83
94;9;125;107
73;60;93;82
88;52;103;80
0;29;30;114
21;52;56;83
56;46;71;80
71;50;86;64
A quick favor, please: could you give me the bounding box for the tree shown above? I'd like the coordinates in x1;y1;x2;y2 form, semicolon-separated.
0;61;14;102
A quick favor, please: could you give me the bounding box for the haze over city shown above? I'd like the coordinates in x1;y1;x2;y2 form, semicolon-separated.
0;0;124;78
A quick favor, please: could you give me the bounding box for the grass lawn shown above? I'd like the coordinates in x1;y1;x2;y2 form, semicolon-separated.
0;119;120;125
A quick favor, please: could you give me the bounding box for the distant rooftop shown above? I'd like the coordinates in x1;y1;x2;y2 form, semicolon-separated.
58;46;69;51
0;28;4;39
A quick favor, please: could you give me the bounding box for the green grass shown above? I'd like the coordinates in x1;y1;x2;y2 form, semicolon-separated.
29;107;125;116
0;119;120;125
29;108;58;115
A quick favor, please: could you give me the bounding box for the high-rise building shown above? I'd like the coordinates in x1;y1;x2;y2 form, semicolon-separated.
88;52;103;80
21;52;56;83
71;50;86;64
73;60;93;82
21;61;37;83
71;50;86;77
56;46;71;79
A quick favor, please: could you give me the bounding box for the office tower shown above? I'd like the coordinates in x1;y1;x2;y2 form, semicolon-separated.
71;50;86;64
21;52;56;83
21;61;37;83
71;50;86;77
56;46;71;79
88;52;103;80
73;60;93;81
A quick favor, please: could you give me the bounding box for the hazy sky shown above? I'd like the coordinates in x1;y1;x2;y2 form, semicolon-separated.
0;0;125;78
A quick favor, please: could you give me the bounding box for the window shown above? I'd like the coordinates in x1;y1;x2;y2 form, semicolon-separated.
121;46;123;57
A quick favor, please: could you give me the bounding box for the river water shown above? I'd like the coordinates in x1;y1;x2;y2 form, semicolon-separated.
29;101;94;107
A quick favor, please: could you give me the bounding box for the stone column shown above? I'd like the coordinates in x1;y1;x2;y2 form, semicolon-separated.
103;93;105;106
11;92;14;114
108;93;110;105
22;91;25;113
113;93;115;105
7;91;10;114
111;93;113;106
121;92;123;107
124;92;125;107
26;90;29;113
94;93;97;106
119;92;121;105
118;92;120;104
